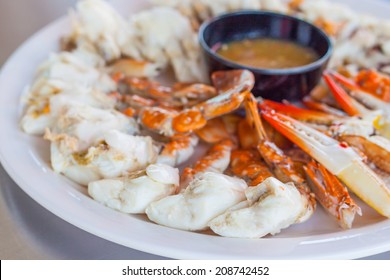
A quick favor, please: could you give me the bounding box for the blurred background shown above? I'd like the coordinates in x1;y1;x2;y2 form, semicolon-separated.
0;0;77;64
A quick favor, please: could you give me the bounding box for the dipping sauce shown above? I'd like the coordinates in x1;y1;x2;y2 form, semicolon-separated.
216;38;319;69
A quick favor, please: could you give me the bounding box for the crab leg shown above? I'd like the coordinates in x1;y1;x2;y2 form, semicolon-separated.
323;71;366;116
323;70;390;117
246;96;305;183
139;70;255;136
304;161;361;229
195;114;242;144
323;70;390;150
119;76;217;107
262;98;390;174
197;70;255;120
180;139;235;188
259;99;343;125
230;149;274;187
244;95;316;222
262;110;390;218
329;70;390;115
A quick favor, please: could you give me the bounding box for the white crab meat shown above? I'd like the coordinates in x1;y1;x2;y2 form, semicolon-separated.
298;0;355;23
296;0;390;70
209;177;306;238
346;91;390;139
67;2;207;82
330;110;390;141
197;0;261;19
67;38;106;68
88;163;179;213
331;117;375;138
123;7;208;83
375;116;390;140
29;51;115;99
145;172;247;231
47;104;138;152
150;0;286;23
49;130;158;186
20;103;53;135
20;85;116;135
108;59;161;78
258;0;287;13
50;87;115;114
67;0;129;61
20;47;115;135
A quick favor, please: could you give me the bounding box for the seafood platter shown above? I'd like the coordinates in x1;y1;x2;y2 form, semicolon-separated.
1;0;390;259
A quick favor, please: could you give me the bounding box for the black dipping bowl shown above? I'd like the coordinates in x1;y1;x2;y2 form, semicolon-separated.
199;11;333;101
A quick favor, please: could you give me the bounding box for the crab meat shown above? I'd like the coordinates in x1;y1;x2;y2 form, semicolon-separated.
290;0;390;71
325;71;390;139
88;164;179;213
145;172;247;231
180;139;235;188
123;7;208;82
156;135;199;167
20;44;117;135
209;177;306;238
29;50;115;99
46;104;138;151
66;0;129;61
109;59;160;78
150;0;286;28
67;1;208;81
47;129;158;186
244;94;316;223
21;85;115;135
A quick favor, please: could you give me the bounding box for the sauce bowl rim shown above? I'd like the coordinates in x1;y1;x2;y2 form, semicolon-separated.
198;10;333;75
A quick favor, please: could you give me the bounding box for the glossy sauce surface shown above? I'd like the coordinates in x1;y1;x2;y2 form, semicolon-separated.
217;38;319;69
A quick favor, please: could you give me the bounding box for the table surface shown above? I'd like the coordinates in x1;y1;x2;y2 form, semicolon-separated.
0;0;389;260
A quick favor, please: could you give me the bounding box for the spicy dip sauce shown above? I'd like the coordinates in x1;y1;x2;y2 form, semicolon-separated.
216;38;319;69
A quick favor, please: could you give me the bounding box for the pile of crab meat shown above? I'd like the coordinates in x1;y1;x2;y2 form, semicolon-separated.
20;0;390;238
151;0;390;75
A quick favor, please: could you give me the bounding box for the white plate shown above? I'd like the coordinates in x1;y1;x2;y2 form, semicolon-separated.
1;0;390;260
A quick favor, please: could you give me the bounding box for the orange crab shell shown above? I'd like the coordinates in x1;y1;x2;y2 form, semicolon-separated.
172;109;207;133
355;70;390;102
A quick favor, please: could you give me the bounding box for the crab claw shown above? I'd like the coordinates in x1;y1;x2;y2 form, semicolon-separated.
304;161;362;229
262;109;390;218
193;70;255;120
259;99;343;125
323;71;365;117
327;70;361;91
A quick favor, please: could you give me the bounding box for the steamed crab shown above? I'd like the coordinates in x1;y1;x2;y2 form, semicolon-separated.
64;0;207;82
18;0;390;239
